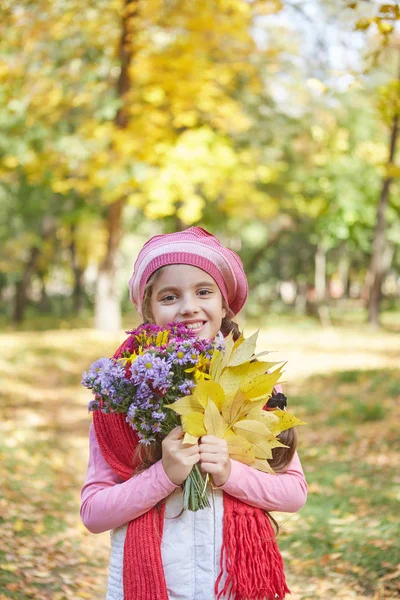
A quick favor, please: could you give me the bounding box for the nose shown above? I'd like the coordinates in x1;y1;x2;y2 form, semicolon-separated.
179;293;200;316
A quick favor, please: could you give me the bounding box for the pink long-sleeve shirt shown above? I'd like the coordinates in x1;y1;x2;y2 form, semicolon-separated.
80;424;307;534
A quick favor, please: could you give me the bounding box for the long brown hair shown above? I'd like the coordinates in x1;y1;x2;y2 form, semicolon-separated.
133;268;297;475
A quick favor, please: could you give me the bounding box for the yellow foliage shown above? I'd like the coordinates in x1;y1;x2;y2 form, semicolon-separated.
1;0;285;224
182;413;207;437
204;400;227;438
166;331;304;474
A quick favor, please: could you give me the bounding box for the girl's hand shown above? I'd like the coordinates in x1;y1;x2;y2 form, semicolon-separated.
199;435;231;487
162;426;200;486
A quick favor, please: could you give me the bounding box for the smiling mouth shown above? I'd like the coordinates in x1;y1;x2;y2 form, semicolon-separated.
182;321;206;331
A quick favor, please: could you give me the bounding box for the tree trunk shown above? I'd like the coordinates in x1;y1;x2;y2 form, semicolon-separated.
315;243;326;303
70;227;84;315
13;246;40;323
94;0;137;333
12;212;57;323
366;99;399;326
315;243;332;327
38;273;51;313
338;252;349;298
95;199;126;332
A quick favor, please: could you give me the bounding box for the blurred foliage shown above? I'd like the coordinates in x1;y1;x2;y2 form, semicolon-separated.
0;0;399;325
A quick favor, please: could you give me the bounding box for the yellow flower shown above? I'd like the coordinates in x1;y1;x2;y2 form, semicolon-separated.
118;352;138;366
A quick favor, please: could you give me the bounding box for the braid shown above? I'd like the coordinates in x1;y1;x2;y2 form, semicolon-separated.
265;390;297;472
220;315;241;341
220;304;242;341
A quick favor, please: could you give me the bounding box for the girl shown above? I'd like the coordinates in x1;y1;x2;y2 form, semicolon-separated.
80;226;307;600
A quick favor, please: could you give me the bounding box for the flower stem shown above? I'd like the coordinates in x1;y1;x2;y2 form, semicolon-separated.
183;464;210;511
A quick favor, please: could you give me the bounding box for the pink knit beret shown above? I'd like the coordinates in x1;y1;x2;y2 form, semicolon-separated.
128;226;248;317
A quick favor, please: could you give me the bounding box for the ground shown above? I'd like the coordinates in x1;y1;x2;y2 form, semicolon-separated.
0;314;399;599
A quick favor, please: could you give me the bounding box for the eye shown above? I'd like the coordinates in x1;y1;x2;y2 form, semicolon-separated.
160;293;177;302
198;289;212;296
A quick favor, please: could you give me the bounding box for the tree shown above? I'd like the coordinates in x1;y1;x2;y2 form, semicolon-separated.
366;64;400;325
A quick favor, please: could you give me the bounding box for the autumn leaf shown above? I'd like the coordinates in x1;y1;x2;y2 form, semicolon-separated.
205;380;226;411
165;394;204;415
222;389;251;424
166;331;303;474
268;409;307;436
245;360;282;380
246;404;280;427
219;363;250;394
240;367;284;400
223;432;255;465
209;348;224;381
253;458;275;473
183;432;200;445
219;332;236;371
204;399;228;437
181;412;207;437
227;329;259;366
233;418;276;443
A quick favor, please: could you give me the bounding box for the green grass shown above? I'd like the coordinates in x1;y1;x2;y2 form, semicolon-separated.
278;367;400;598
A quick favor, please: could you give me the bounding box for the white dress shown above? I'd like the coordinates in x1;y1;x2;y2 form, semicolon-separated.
106;487;227;600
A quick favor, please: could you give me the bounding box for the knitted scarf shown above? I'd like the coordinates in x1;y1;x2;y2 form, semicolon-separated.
93;336;290;600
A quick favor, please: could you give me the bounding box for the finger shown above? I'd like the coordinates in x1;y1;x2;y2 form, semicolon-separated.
167;426;184;440
199;452;222;464
181;438;199;449
199;441;226;451
180;443;200;456
187;452;200;466
199;462;220;473
200;435;221;444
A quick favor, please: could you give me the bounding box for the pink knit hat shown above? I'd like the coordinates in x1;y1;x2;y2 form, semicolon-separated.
129;227;248;316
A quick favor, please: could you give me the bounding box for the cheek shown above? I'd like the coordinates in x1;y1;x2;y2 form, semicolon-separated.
151;303;175;325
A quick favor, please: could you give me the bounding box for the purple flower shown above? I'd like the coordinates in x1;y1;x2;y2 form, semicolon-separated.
215;331;225;351
130;354;172;395
178;380;195;395
152;410;165;421
81;357;113;387
139;437;156;445
88;399;100;412
82;321;222;444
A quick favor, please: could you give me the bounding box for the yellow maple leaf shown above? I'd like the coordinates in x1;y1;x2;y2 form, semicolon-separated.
204;399;228;437
165;394;204;415
244;360;282;380
182;412;207;437
219;363;249;395
183;432;200;445
223;432;255;465
219;333;236;371
253;458;275;473
209;348;224;381
221;389;251;424
227;330;259;367
204;380;226;411
240;367;284;400
165;330;305;475
245;404;280;426
233;419;276;444
268;409;307;436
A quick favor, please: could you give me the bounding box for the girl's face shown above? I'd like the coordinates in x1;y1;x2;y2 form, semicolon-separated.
150;265;226;340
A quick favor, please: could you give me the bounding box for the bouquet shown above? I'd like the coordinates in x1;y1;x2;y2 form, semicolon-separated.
82;324;304;511
82;323;224;510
